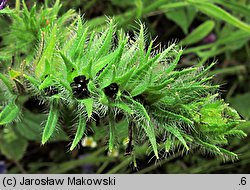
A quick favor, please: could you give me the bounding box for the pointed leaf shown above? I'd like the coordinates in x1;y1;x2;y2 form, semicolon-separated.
98;41;125;88
165;49;183;74
95;19;114;59
115;66;135;88
23;74;40;87
188;0;250;32
0;73;13;93
130;54;160;85
109;122;115;153
162;125;189;151
42;101;59;144
154;107;193;124
126;96;150;121
110;102;134;114
71;24;89;61
181;20;215;45
39;76;53;90
70;116;86;151
81;98;94;118
165;6;196;34
165;137;172;152
131;83;148;97
35;24;57;78
60;52;78;82
142;123;159;159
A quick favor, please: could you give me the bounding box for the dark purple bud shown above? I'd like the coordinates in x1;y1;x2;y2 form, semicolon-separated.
104;83;119;98
0;0;8;10
73;75;88;85
0;161;7;174
70;76;90;99
202;33;216;44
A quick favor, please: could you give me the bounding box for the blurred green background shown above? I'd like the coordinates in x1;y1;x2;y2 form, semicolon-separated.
0;0;250;174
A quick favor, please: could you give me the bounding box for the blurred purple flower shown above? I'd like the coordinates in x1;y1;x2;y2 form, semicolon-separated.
78;154;94;174
0;161;7;174
0;0;8;10
202;33;216;44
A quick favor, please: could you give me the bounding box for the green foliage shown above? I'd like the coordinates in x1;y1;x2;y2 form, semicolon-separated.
70;116;86;151
0;0;77;66
0;0;249;173
165;6;196;34
229;93;250;120
0;101;19;125
181;20;215;45
187;0;250;33
84;0;250;63
42;99;60;144
1;9;246;162
0;128;28;161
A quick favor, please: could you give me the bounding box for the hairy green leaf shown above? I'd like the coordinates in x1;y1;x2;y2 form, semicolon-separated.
110;102;134;114
141;122;159;159
0;102;19;125
42;100;59;144
165;137;172;153
70;116;86;151
162;125;189;151
81;98;94;118
35;24;58;78
0;73;14;93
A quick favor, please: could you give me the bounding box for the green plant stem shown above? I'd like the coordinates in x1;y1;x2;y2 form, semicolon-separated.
210;65;246;76
106;157;132;174
47;147;111;173
136;151;182;174
96;161;109;174
15;0;20;11
159;2;188;12
14;160;27;174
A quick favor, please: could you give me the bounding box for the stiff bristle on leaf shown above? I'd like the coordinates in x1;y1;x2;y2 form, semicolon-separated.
70;116;86;151
42;100;59;145
0;10;246;162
